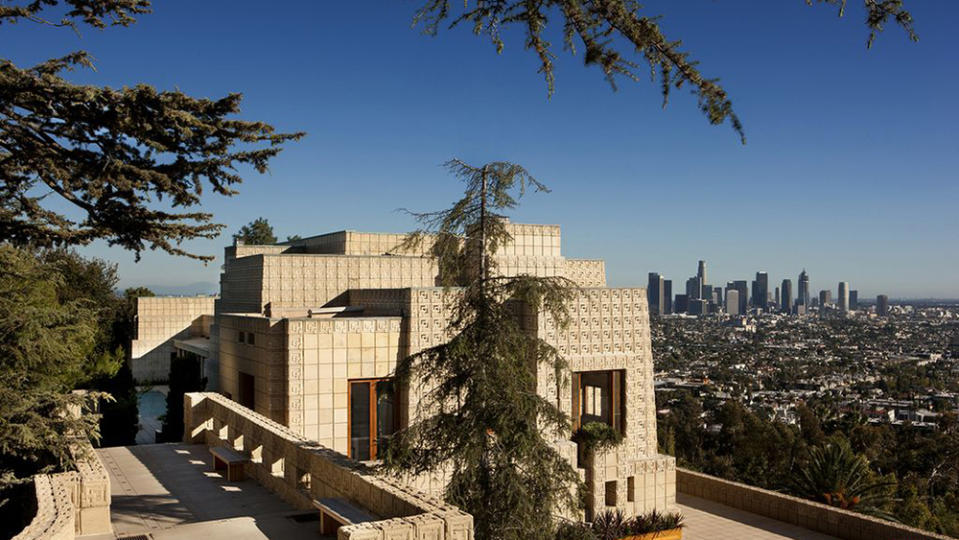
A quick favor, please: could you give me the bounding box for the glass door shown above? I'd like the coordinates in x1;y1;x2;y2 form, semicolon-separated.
375;380;396;458
349;379;396;460
349;381;372;460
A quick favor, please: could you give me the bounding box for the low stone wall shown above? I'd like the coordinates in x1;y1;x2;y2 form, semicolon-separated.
677;468;953;540
13;439;112;540
184;392;473;540
13;474;75;540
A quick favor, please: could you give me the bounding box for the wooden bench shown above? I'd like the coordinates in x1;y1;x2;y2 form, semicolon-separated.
313;497;377;535
209;446;249;482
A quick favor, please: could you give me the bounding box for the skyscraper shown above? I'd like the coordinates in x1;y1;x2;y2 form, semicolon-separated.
730;281;748;315
775;287;781;307
819;289;832;307
688;298;708;316
850;290;858;310
647;273;665;316
697;260;707;290
726;289;740;316
702;285;714;305
877;294;889;316
838;282;849;313
686;276;702;300
781;279;793;314
753;272;769;310
674;294;689;314
798;269;810;307
663;280;673;314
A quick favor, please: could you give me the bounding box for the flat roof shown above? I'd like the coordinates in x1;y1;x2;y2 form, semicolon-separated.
173;337;211;357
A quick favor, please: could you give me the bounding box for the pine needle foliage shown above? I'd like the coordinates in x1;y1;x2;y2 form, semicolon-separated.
0;1;303;261
383;160;582;540
0;245;109;491
236;217;278;245
412;0;917;143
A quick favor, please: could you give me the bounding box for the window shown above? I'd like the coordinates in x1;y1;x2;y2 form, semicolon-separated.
238;372;255;410
349;379;397;461
605;480;618;506
572;370;625;433
238;331;245;343
247;332;255;345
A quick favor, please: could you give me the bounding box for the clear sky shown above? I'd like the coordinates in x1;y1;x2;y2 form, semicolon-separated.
7;1;958;298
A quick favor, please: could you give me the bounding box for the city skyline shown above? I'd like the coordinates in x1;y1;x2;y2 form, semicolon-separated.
8;2;956;298
648;258;904;314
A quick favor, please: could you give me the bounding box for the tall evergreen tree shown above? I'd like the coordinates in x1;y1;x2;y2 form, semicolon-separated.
236;217;278;245
382;160;581;540
159;354;207;443
0;246;108;497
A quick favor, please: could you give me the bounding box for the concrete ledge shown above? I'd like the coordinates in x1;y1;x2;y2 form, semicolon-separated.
677;468;953;540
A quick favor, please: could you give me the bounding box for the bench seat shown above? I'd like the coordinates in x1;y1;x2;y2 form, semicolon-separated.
209;446;249;481
313;497;377;534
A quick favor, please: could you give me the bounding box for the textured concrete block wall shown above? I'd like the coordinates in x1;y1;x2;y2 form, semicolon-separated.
563;259;607;287
282;317;403;452
12;474;75;540
131;296;216;382
12;438;112;540
218;254;266;313
217;315;286;422
534;287;674;519
70;441;112;535
257;255;438;310
496;223;562;258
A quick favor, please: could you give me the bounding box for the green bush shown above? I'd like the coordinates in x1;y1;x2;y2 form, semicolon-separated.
572;422;623;457
557;509;685;540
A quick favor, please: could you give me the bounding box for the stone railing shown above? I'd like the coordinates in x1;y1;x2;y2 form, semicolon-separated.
13;438;112;540
677;468;953;540
183;392;473;540
13;474;74;540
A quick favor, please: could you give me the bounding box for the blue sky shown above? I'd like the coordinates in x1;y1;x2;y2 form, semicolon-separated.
7;1;958;298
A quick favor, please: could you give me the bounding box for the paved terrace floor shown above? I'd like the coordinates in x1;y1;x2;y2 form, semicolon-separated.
94;443;837;540
678;493;836;540
95;443;327;540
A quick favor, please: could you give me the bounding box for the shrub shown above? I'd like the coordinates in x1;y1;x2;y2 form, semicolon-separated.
591;509;628;540
572;422;623;457
569;509;685;540
626;509;685;534
555;520;597;540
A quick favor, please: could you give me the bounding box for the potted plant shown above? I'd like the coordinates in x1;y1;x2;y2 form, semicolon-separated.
619;509;684;540
586;509;685;540
571;421;623;465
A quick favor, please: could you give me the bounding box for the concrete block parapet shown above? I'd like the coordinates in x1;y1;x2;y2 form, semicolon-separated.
677;468;953;540
70;440;112;535
184;392;474;540
13;473;75;540
13;437;112;540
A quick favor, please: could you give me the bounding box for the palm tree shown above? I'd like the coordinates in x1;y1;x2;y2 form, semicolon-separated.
792;438;897;520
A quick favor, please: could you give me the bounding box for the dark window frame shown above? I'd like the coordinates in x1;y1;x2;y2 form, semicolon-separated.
347;378;397;461
571;370;625;434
